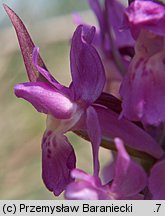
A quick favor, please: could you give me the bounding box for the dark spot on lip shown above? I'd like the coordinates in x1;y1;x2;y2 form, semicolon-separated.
131;72;135;80
47;148;52;159
47;130;52;136
47;154;51;159
163;58;165;65
47;141;50;146
47;148;52;154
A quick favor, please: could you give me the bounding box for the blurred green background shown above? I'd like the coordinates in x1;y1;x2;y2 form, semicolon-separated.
0;0;127;199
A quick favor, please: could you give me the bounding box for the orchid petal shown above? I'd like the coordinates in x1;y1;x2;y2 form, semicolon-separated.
4;4;48;82
70;25;105;105
106;0;134;48
110;138;147;198
42;131;76;196
86;106;101;176
77;105;164;159
102;158;115;184
72;12;102;49
123;0;165;39
149;160;165;200
14;82;75;119
120;31;165;126
65;169;109;200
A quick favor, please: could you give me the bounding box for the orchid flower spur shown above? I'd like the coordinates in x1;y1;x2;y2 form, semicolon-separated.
120;0;165;126
65;138;147;200
4;4;105;196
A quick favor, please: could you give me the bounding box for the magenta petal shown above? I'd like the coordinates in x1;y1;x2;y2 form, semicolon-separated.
96;106;164;159
78;105;164;159
42;131;76;196
65;169;109;200
110;138;147;198
14;82;75;119
120;33;165;126
4;4;48;82
149;160;165;200
70;25;105;104
86;106;101;176
102;159;116;184
123;0;165;38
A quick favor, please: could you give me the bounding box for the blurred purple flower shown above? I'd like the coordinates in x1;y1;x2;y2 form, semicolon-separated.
120;0;165;126
65;138;147;200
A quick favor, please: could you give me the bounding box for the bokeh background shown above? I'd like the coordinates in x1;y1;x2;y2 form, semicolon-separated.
0;0;126;199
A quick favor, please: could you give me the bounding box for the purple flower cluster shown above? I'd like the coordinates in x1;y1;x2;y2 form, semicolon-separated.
4;0;165;199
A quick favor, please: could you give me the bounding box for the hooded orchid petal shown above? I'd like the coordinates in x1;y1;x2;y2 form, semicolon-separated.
110;138;147;198
149;160;165;200
3;4;48;82
42;131;76;196
70;25;105;104
86;106;101;176
72;13;101;48
123;0;165;39
14;82;75;119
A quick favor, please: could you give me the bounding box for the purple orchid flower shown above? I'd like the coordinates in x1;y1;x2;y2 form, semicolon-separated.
120;0;165;126
65;138;147;200
4;4;105;196
5;3;165;199
16;27;105;195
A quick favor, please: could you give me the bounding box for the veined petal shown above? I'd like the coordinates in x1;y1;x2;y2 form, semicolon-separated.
4;4;48;82
149;160;165;200
14;82;75;119
42;131;76;196
110;138;147;198
86;106;101;176
70;25;105;105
